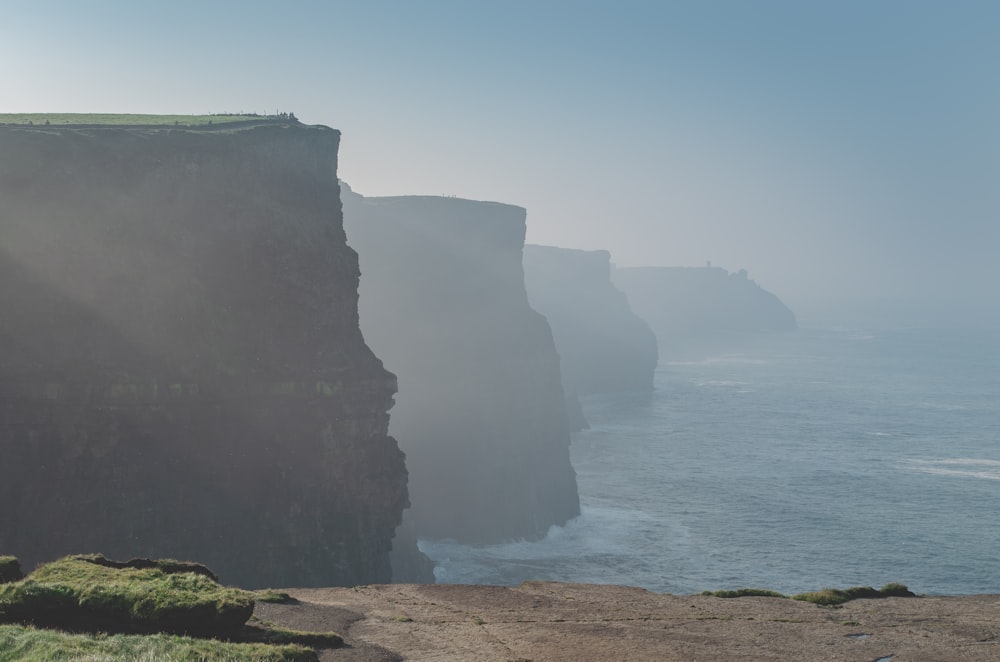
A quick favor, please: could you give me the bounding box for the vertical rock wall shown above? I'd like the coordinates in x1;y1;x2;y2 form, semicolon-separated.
0;124;408;588
342;185;580;544
523;245;658;395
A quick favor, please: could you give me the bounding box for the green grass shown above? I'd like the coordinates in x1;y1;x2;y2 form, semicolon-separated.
0;555;345;660
0;555;254;635
0;624;317;662
700;588;787;599
791;583;916;606
700;583;915;606
244;622;343;648
0;113;293;127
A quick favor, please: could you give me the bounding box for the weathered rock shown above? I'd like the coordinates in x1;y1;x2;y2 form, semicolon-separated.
265;582;1000;662
0;123;408;588
342;184;580;545
523;245;658;395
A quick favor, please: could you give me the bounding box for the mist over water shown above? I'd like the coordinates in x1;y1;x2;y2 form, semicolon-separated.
422;322;1000;595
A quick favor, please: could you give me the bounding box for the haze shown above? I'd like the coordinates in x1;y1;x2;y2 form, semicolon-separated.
4;0;997;325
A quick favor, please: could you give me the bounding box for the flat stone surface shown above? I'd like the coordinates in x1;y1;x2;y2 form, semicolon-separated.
259;582;1000;661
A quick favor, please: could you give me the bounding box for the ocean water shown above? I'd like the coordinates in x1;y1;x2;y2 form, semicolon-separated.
420;323;1000;595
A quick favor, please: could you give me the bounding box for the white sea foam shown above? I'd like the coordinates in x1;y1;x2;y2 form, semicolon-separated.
667;356;768;367
695;379;751;387
418;326;1000;595
904;458;1000;480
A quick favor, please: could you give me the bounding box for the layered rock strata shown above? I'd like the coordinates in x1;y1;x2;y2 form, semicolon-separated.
523;245;658;396
342;185;580;545
0;122;408;588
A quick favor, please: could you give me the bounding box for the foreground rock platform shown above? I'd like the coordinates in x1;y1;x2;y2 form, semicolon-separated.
256;581;1000;661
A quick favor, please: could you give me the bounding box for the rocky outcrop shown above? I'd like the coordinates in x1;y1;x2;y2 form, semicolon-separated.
523;245;658;397
613;266;797;357
0;123;408;588
342;184;580;544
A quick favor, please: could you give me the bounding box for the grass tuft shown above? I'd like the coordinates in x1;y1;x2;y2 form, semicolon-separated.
244;623;343;649
792;583;916;606
0;623;316;661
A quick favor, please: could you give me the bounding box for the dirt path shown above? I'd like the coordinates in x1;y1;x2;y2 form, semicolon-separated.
256;581;1000;661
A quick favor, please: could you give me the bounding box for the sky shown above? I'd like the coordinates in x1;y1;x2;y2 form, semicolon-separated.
3;1;998;321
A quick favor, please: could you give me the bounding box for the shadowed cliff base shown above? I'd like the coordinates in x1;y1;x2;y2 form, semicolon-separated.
0;122;407;588
342;183;580;551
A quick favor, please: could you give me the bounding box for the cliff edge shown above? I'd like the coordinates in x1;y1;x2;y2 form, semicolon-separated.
342;184;580;546
0;122;408;588
259;582;999;662
613;266;797;358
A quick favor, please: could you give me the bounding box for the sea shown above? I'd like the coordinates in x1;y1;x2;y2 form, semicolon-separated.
420;319;1000;596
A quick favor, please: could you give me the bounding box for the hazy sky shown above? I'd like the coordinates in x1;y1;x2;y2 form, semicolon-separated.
4;1;998;317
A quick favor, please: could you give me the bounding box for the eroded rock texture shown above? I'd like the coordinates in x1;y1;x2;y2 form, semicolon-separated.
523;245;658;396
0;123;408;588
342;185;580;545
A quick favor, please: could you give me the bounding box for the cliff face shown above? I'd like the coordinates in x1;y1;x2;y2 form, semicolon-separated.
612;266;797;357
0;124;408;588
523;245;658;396
342;185;580;544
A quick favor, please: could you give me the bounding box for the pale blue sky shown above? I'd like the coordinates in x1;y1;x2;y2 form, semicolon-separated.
3;1;998;318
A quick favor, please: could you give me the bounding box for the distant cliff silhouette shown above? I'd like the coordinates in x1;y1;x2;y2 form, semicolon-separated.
0;123;408;588
613;266;796;358
523;245;657;427
342;184;580;550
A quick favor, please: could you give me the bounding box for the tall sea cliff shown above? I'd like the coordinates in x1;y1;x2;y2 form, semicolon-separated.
523;245;658;395
0;122;408;588
342;185;580;547
613;265;797;357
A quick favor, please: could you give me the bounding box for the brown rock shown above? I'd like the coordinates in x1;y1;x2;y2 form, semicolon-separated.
260;582;1000;661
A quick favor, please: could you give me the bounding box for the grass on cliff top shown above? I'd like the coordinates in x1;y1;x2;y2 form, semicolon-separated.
702;582;916;606
0;113;290;127
0;555;254;635
0;555;344;659
791;582;916;606
0;624;317;662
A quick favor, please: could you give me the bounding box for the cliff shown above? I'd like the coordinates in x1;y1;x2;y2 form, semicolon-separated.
0;122;408;588
341;184;580;545
523;245;658;396
613;266;797;357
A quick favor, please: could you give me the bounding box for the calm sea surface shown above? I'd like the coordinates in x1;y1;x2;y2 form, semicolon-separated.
421;323;1000;595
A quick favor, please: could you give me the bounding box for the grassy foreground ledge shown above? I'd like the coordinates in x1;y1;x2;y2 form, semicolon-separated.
0;624;315;662
702;582;917;606
0;555;342;661
0;555;252;636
